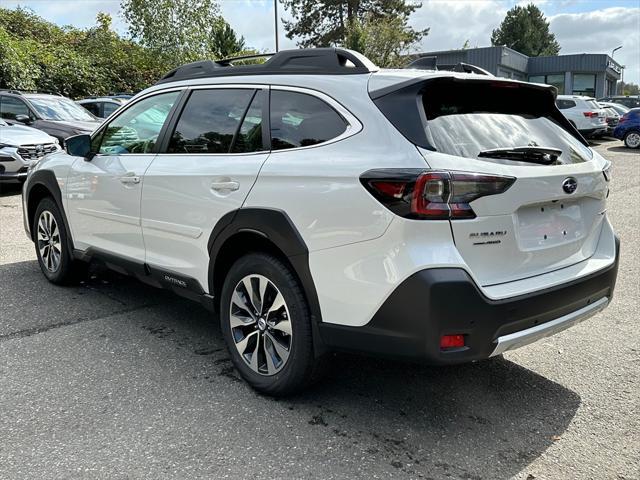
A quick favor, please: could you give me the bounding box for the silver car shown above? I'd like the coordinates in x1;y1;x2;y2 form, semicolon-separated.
0;118;60;183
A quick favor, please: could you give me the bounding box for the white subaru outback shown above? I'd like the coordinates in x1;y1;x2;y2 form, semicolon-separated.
22;48;619;395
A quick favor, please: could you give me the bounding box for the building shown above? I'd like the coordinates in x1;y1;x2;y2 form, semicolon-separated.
416;46;623;98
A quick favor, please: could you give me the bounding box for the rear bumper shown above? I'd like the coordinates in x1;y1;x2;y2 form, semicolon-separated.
318;236;619;364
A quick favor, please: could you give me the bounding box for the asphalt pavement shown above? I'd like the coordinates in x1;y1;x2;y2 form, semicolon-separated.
0;139;638;479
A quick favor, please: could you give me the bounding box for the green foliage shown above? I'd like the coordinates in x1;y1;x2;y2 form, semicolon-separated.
344;13;427;67
121;0;221;64
618;81;639;96
209;18;246;59
491;3;560;57
282;0;428;51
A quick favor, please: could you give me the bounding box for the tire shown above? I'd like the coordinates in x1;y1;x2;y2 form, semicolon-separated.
623;130;640;149
33;197;84;284
220;252;318;396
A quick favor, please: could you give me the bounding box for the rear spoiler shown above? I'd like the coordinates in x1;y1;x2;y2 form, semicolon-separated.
370;77;589;150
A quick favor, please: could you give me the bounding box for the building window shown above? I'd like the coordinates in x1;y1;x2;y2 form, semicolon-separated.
528;74;564;94
573;74;596;96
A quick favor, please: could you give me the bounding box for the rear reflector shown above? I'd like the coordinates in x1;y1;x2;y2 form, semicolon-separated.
361;169;515;220
440;334;465;349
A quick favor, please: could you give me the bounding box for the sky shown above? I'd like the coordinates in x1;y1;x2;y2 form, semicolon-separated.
4;0;640;83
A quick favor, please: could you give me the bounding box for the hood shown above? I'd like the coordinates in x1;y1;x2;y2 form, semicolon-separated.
47;119;102;133
0;124;58;146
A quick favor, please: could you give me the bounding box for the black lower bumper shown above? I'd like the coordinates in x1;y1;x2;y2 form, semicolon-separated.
318;237;620;365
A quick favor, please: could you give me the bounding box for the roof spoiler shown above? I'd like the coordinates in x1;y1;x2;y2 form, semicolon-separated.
406;57;493;77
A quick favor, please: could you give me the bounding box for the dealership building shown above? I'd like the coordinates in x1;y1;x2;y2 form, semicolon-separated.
416;46;623;98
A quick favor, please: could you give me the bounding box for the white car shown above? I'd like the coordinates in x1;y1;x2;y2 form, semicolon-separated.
0;118;60;183
555;95;608;137
22;48;619;395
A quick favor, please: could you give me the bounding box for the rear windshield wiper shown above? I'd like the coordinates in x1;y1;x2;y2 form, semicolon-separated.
477;146;562;165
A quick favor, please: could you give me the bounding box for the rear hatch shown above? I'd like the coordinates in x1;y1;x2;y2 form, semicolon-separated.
371;76;610;286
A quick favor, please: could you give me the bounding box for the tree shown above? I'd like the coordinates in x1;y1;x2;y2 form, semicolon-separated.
121;0;221;63
491;3;560;57
209;18;246;59
344;13;426;67
282;0;428;49
618;81;639;96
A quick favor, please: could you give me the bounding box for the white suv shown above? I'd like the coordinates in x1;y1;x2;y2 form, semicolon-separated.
556;95;608;137
22;48;619;395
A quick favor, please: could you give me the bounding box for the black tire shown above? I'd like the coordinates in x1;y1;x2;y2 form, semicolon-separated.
623;130;640;149
33;197;84;284
220;253;318;396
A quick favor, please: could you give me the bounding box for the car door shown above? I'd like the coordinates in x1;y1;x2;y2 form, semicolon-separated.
66;89;182;261
141;86;270;289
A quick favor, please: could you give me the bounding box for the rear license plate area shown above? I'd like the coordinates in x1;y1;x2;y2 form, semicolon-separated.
516;201;585;250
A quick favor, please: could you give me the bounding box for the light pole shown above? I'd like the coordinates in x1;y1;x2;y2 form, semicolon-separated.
274;0;279;52
612;45;622;58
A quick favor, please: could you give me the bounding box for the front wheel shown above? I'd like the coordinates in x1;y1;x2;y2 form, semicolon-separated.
623;130;640;149
220;253;318;396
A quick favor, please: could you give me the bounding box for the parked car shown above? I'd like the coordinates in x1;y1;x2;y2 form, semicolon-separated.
0;118;60;183
598;95;640;109
602;107;620;135
22;48;619;395
598;101;630;117
77;97;128;119
555;95;608;137
613;108;640;148
0;90;101;145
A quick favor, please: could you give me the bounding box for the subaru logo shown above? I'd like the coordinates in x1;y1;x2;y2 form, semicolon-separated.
562;177;578;194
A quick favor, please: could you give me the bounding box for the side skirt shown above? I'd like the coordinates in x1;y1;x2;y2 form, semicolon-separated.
73;248;215;312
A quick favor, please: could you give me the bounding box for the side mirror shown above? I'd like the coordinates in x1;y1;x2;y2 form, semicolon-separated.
65;134;93;159
15;114;32;125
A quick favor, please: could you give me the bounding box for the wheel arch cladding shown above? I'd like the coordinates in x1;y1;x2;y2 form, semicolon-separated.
208;208;325;352
25;170;74;252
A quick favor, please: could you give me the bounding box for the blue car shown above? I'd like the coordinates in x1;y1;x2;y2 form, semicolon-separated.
613;108;640;149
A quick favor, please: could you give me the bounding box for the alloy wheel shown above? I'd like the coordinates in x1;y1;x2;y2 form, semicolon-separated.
626;132;640;148
229;274;293;376
37;210;62;273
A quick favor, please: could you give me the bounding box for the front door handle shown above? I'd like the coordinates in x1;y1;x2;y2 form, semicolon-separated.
210;180;240;192
120;172;140;185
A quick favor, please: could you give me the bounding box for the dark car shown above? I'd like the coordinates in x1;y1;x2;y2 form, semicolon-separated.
77;97;128;119
598;95;640;109
613;108;640;149
0;90;102;145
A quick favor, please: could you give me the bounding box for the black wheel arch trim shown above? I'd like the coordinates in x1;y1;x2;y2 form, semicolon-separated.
25;169;75;253
208;207;326;354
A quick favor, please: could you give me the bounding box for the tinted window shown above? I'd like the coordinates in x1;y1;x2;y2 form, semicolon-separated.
82;102;100;117
97;91;179;155
1;96;32;120
556;99;575;110
168;89;254;154
231;91;265;153
27;96;95;122
270;91;347;150
103;102;119;117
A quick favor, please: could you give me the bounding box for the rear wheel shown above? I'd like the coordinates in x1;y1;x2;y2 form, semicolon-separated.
220;253;317;395
33;197;83;284
623;130;640;149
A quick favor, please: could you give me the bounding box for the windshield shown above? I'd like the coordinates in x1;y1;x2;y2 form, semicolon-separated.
609;103;630;115
28;96;96;122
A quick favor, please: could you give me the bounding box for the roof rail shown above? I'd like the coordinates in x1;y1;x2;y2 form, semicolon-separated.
155;48;378;84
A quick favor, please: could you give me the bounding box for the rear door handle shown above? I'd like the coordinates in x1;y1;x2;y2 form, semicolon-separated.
210;180;240;192
120;172;140;185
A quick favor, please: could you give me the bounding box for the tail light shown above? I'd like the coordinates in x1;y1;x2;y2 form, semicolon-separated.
583;111;599;118
618;115;628;124
361;169;515;220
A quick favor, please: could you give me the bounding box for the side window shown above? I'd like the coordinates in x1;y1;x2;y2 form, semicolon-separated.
82;102;100;117
168;89;255;154
97;91;180;155
0;96;33;120
103;102;119;117
270;90;348;150
556;99;575;110
231;90;265;153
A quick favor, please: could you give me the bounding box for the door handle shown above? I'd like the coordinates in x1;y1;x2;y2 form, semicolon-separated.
210;180;240;192
120;172;140;185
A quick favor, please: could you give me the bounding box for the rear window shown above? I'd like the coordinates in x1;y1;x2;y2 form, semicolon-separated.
422;81;593;164
586;100;601;109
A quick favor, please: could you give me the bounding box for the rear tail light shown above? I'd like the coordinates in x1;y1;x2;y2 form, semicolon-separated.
440;334;465;349
583;111;599;118
361;169;515;220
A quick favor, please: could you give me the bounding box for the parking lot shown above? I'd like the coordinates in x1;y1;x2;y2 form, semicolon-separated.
0;139;638;479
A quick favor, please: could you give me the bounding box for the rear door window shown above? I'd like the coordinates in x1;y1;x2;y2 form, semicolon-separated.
103;102;119;117
168;89;255;154
270;90;347;150
0;96;33;120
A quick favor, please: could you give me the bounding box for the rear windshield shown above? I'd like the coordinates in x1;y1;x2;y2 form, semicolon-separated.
586;100;601;109
422;80;593;164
